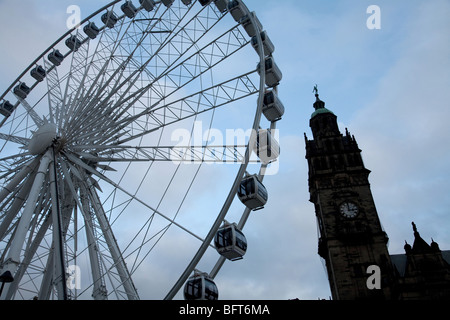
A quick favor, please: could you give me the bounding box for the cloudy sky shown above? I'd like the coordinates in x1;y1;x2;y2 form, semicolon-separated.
0;0;449;300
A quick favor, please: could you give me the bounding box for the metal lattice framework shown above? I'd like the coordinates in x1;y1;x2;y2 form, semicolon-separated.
0;0;282;300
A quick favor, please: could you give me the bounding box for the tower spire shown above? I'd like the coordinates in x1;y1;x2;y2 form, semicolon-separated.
412;222;418;234
411;222;432;253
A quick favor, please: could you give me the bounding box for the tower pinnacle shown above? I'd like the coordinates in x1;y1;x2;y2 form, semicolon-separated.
310;86;333;119
312;84;325;110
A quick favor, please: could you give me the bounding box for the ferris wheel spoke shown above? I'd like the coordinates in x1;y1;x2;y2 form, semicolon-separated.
0;133;30;147
63;31;91;101
62;27;138;133
65;152;138;299
70;144;252;164
83;175;138;300
62;149;208;247
60;7;241;147
60;160;115;299
62;44;94;131
98;22;248;143
38;248;56;300
43;59;63;125
70;69;257;147
60;4;172;127
14;95;44;127
128;4;225;95
62;55;148;144
98;70;258;146
61;157;136;299
79;182;115;300
61;21;139;133
0;154;34;179
71;4;225;133
140;23;250;108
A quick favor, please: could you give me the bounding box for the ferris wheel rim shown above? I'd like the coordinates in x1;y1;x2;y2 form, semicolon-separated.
0;0;277;300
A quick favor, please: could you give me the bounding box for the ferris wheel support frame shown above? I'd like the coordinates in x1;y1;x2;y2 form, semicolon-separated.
49;147;68;300
1;151;51;299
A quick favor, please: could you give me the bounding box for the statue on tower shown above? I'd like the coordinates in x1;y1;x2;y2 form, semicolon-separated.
312;84;325;110
313;84;319;96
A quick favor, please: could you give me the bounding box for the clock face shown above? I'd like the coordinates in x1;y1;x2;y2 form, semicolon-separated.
340;202;359;218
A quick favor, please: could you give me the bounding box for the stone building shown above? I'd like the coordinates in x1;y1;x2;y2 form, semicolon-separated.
304;92;450;300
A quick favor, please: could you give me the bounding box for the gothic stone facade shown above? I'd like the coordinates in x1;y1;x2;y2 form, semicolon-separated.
305;94;450;300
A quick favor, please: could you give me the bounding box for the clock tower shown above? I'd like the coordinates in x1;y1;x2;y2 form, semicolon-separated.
304;91;394;300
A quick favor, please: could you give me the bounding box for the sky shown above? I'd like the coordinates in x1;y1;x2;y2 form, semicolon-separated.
0;0;449;300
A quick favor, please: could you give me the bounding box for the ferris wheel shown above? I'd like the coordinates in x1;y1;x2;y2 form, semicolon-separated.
0;0;283;300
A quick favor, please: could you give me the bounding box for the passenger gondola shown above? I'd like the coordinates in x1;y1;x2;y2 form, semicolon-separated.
140;0;156;12
253;129;280;164
84;22;100;39
161;0;174;8
184;270;218;301
238;174;268;210
199;0;228;13
263;90;285;122
65;35;82;51
48;50;64;66
257;57;282;88
30;65;46;82
251;31;275;57
121;1;138;18
215;222;247;261
13;83;30;99
213;0;229;12
228;0;249;22
240;12;262;38
0;101;15;117
101;11;119;28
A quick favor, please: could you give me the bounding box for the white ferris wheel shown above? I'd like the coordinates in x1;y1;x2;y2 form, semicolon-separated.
0;0;284;300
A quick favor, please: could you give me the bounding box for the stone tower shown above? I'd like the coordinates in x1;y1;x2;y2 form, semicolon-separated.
304;92;393;300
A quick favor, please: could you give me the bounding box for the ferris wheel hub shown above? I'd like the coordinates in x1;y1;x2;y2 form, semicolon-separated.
27;122;57;155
